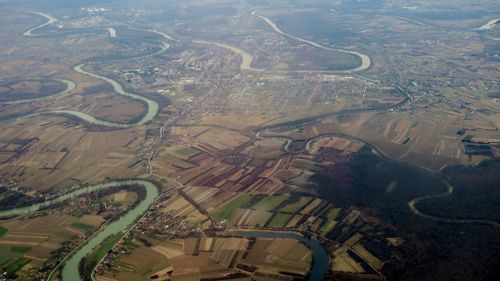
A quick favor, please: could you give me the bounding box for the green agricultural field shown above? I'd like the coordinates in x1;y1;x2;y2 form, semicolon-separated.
163;154;196;169
10;247;32;254
71;222;95;232
175;147;199;157
280;197;313;213
320;220;337;236
268;213;293;228
0;245;21;267
0;258;13;269
0;226;7;237
213;194;251;221
345;233;362;247
210;238;217;251
3;257;31;274
326;208;341;220
352;243;384;271
252;196;288;211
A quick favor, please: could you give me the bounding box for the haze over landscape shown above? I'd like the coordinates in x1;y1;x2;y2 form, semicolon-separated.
0;0;499;280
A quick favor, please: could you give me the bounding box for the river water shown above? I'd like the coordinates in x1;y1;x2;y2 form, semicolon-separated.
73;64;159;128
61;180;158;280
1;66;159;129
0;180;159;281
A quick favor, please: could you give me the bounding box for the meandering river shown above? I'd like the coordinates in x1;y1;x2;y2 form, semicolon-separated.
475;18;500;30
11;12;162;129
193;40;261;72
252;11;371;73
1;71;159;128
60;181;158;281
22;11;57;37
73;64;159;127
0;180;159;281
193;12;372;74
0;78;75;105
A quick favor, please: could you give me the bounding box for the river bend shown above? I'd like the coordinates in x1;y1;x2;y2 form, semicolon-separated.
0;180;159;281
